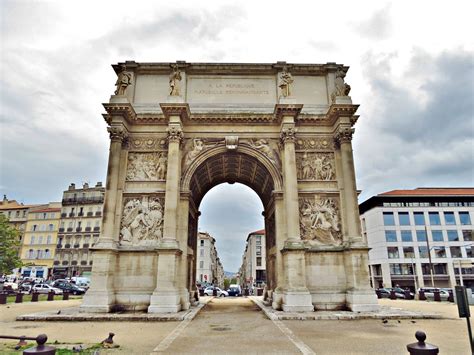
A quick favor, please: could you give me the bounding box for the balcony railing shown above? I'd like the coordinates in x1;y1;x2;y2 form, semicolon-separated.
62;261;69;265
87;212;93;217
58;228;65;233
71;261;78;266
82;243;89;248
93;227;100;232
95;211;102;217
61;213;67;218
53;261;60;265
78;212;84;216
56;244;62;249
73;244;80;248
64;244;71;248
69;212;75;217
76;227;82;232
67;227;73;232
80;261;87;266
62;196;105;206
85;227;91;232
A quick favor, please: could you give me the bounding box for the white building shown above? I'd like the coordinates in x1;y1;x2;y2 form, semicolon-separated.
196;232;224;288
239;229;266;289
360;188;474;291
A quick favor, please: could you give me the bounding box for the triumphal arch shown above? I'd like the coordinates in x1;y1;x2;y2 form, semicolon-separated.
81;61;379;313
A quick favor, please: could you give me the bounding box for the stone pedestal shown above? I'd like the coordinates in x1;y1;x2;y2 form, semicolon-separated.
80;249;117;313
281;241;314;312
148;240;182;313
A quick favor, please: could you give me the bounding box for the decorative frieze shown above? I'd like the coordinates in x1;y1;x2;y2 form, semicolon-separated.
120;195;164;246
299;196;342;246
296;152;335;180
126;152;167;181
295;137;334;151
129;137;167;151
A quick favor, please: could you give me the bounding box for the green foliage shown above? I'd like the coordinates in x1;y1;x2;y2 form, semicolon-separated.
0;215;23;274
223;277;238;290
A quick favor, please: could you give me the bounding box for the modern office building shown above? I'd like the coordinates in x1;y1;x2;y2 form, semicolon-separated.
360;188;474;290
53;182;105;278
20;202;62;279
196;232;224;288
239;229;266;289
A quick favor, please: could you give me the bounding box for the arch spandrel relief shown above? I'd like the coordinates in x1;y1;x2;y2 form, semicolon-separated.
299;196;343;246
126;152;168;181
182;138;222;171
296;152;335;181
120;196;164;247
240;138;281;170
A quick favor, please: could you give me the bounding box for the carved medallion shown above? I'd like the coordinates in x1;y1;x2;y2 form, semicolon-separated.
295;137;334;151
296;152;335;180
126;152;167;181
129;137;167;151
299;196;342;246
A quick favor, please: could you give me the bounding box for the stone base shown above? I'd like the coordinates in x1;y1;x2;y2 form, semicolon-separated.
166;95;185;103
346;290;380;312
334;95;352;104
109;95;130;104
148;291;182;313
272;289;283;310
311;292;347;311
282;291;314;312
79;291;115;313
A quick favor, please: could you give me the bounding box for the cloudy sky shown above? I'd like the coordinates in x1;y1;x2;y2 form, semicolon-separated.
1;0;473;272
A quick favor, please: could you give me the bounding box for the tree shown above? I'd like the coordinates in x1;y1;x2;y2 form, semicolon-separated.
0;215;23;274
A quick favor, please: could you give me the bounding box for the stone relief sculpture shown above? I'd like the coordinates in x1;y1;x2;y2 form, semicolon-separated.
114;65;132;95
126;152;167;181
120;196;164;246
182;138;220;170
169;64;182;96
246;139;281;168
278;66;294;98
297;152;335;180
299;197;342;246
331;66;351;102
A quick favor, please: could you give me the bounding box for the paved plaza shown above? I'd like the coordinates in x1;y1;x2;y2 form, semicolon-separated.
0;297;471;354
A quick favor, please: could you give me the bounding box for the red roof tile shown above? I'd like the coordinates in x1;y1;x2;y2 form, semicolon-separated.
380;188;474;196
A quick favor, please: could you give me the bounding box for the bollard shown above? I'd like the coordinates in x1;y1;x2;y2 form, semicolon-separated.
419;290;426;301
199;288;204;297
62;292;69;301
212;288;217;297
406;330;439;354
376;290;382;299
244;288;249;296
447;290;454;303
23;334;56;355
15;293;23;303
390;289;397;300
433;290;441;302
47;291;54;301
0;292;7;304
31;292;39;302
257;288;263;296
404;290;413;300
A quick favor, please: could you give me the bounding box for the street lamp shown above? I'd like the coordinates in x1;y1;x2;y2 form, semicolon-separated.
424;227;435;287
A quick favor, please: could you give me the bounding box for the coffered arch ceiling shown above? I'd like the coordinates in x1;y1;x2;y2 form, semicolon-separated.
189;152;275;208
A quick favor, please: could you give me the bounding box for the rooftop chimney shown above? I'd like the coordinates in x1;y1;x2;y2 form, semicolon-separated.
96;182;103;187
83;182;89;189
69;183;76;191
3;194;7;203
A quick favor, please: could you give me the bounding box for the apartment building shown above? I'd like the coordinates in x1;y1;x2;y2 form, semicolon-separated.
360;188;474;290
53;182;105;278
239;229;266;289
196;232;224;288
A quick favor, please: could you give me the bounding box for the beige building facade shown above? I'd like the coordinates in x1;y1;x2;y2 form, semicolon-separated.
196;232;224;288
240;229;266;289
53;182;105;278
82;61;378;313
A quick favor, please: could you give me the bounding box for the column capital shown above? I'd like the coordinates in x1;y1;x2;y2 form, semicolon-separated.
333;126;354;148
280;126;297;144
167;125;184;143
107;124;128;143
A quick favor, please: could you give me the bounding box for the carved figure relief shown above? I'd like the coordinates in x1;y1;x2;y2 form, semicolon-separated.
120;196;164;246
331;66;351;102
245;139;281;168
182;138;220;170
299;197;342;245
114;66;132;95
297;152;335;180
126;152;167;181
279;66;294;98
169;64;182;96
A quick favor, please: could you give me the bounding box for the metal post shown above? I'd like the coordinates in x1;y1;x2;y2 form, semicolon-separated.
458;260;464;286
411;258;418;295
425;227;435;288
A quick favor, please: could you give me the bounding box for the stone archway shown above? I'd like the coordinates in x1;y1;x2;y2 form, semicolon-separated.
81;61;379;314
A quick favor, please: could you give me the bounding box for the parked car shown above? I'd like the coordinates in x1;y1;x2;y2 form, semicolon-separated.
54;282;86;295
32;284;63;295
227;286;241;296
204;287;228;297
418;287;449;301
375;288;407;299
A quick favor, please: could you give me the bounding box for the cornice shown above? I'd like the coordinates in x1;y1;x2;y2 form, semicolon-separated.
160;103;191;120
326;103;359;124
274;104;303;120
103;103;136;125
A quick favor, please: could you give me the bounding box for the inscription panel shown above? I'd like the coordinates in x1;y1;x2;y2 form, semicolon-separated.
187;76;277;104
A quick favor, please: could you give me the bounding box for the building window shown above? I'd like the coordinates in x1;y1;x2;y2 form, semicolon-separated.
447;230;459;241
418;246;428;258
385;230;397;242
459;212;471;225
431;230;444;242
421;263;432;275
256;257;262;266
444;212;456;225
428;212;441;225
462;230;473;241
256;246;262;256
199;261;204;268
44;249;51;258
414;212;425;226
200;240;204;246
48;224;54;231
389;264;402;275
38;236;43;244
433;263;447;275
30;236;35;245
466;247;472;258
450;246;462;258
383;212;395;226
398;212;410;226
403;247;415;258
32;224;37;231
28;249;34;259
401;230;412;242
433;246;446;258
200;248;204;257
416;230;427;242
387;247;399;259
37;250;43;259
200;274;203;282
